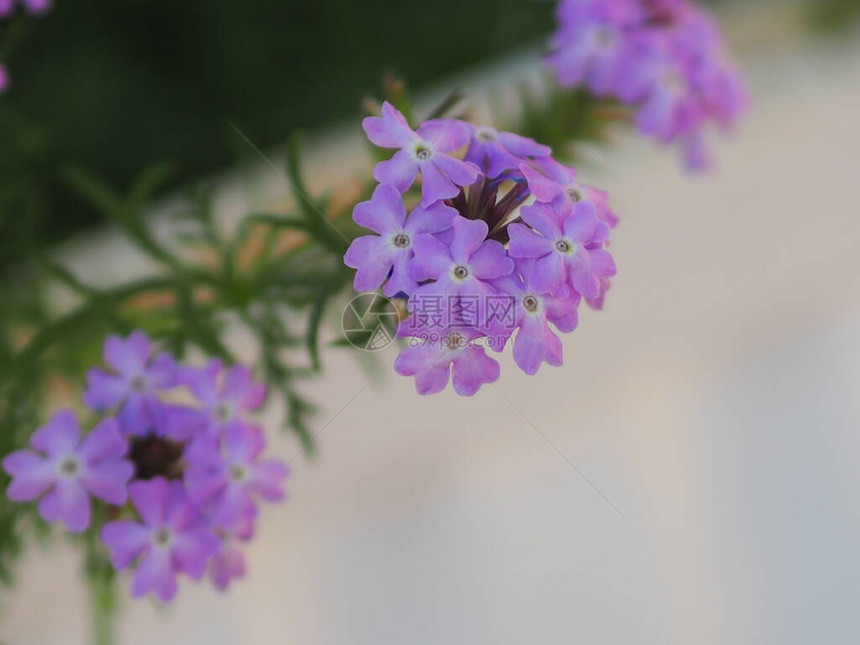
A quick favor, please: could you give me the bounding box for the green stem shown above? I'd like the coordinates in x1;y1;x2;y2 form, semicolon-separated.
89;570;117;645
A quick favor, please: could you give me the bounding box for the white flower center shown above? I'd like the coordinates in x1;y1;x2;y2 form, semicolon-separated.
392;233;411;249
567;187;583;202
130;375;147;393
452;265;470;281
444;332;467;351
152;528;172;548
477;127;497;142
215;403;233;423
413;143;433;161
523;295;540;313
58;456;80;477
555;239;573;255
229;465;249;482
595;27;614;48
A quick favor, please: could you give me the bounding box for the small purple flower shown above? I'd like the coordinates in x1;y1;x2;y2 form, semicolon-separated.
0;65;8;95
2;411;133;532
344;184;456;297
548;0;640;95
84;331;178;437
363;102;480;205
208;507;256;591
184;423;287;523
508;201;616;299
491;262;582;375
520;157;619;228
409;216;514;300
464;125;551;178
101;478;219;603
395;326;500;396
182;360;266;437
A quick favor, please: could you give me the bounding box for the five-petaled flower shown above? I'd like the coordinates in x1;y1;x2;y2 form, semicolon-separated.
363;102;481;205
101;478;220;602
2;411;134;532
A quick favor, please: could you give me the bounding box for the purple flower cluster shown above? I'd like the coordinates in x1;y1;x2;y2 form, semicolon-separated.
2;331;287;602
345;103;618;396
548;0;747;170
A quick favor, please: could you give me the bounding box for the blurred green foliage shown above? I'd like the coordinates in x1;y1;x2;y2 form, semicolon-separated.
809;0;860;31
0;0;553;270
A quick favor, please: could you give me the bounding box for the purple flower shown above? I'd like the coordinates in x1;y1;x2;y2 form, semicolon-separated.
548;0;640;95
508;201;616;299
208;507;256;591
520;157;619;228
547;0;747;171
84;331;178;437
182;360;266;438
184;423;287;523
0;65;8;95
464;125;551;178
101;478;219;603
395;326;500;396
363;102;480;205
344;185;456;296
491;262;582;375
409;216;514;301
2;411;133;532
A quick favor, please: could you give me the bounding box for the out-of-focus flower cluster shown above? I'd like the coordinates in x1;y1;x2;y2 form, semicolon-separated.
548;0;747;170
2;331;287;602
345;102;618;396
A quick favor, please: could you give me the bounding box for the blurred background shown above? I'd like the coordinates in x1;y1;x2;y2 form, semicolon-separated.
2;0;860;643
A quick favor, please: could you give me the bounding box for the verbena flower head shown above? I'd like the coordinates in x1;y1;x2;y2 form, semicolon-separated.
2;412;133;532
347;103;619;396
4;331;287;602
548;0;747;170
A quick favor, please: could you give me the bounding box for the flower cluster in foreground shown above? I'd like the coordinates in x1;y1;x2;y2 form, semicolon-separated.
2;331;287;601
345;102;618;396
548;0;747;170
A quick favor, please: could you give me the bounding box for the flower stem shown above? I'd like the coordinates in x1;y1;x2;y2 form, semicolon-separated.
89;569;117;645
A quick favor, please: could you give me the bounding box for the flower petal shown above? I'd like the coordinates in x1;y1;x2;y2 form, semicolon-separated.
417;118;470;152
38;478;91;532
81;460;134;506
130;549;177;602
129;478;168;526
79;418;127;463
3;450;54;501
353;184;406;234
451;347;499;396
30;410;80;458
373;150;419;193
101;521;151;569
